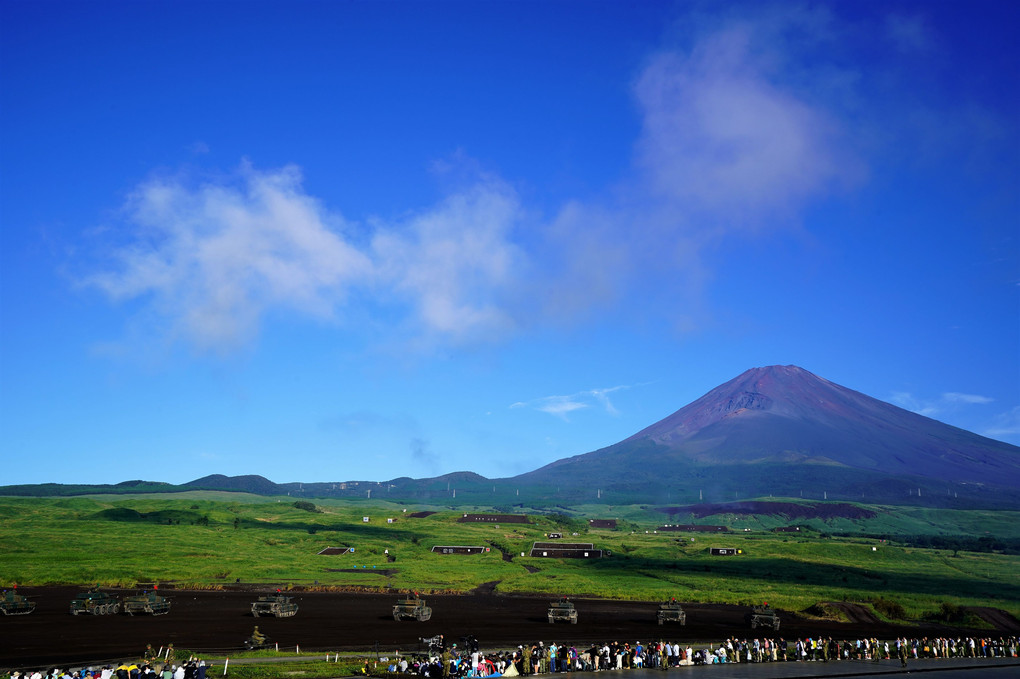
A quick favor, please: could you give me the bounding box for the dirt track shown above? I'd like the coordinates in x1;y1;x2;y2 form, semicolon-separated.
1;587;1014;670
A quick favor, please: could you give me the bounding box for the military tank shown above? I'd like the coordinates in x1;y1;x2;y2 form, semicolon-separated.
392;596;432;621
122;590;171;616
748;603;780;631
657;598;686;625
70;589;120;615
251;594;298;617
0;589;35;615
547;598;577;624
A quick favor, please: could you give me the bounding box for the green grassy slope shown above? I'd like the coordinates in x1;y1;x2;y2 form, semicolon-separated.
1;495;1017;621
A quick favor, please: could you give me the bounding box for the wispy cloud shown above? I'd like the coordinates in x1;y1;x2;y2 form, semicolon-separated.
942;392;995;405
512;385;633;421
634;21;863;222
884;13;935;54
409;437;440;474
984;406;1020;440
890;391;994;418
372;178;524;344
535;11;864;328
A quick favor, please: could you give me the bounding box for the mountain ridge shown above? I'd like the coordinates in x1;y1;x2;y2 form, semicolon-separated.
521;365;1019;489
3;365;1017;507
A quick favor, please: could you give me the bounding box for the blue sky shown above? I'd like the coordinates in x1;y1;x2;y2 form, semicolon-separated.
1;0;1017;486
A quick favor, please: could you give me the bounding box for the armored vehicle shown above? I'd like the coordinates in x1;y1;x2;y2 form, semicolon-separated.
251;594;298;617
0;589;35;615
657;598;686;625
547;598;577;624
122;590;171;616
748;604;780;630
70;590;120;615
392;596;432;621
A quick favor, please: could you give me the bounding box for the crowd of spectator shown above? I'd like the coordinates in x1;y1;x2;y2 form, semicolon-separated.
381;634;1019;677
5;658;207;679
5;634;1017;679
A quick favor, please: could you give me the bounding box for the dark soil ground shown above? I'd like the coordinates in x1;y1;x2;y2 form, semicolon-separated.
2;587;1015;671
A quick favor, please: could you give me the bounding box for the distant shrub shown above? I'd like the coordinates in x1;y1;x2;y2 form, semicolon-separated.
931;601;965;622
293;500;320;513
872;597;905;619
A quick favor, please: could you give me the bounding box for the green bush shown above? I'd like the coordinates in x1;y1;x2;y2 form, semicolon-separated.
872;597;906;619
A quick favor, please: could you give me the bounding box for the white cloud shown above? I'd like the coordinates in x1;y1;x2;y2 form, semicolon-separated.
372;179;524;344
890;392;937;417
85;165;526;352
536;397;589;419
942;392;995;405
85;15;868;353
890;391;995;419
86;164;371;351
984;406;1020;440
512;385;633;421
634;24;862;222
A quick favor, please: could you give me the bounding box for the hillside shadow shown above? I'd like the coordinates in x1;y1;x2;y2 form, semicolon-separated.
578;554;1020;603
89;508;416;540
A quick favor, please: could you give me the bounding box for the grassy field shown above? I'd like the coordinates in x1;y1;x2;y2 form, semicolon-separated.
2;494;1018;621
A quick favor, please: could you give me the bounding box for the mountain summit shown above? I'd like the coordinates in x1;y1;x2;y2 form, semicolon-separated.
514;365;1020;501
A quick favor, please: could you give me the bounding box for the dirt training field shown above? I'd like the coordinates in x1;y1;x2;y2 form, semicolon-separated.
3;587;1017;670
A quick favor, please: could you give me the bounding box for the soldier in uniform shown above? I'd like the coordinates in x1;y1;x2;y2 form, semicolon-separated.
251;626;266;647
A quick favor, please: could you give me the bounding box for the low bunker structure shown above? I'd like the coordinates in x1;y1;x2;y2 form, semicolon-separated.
530;542;603;558
431;545;486;555
458;513;531;524
317;547;352;555
588;519;617;528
